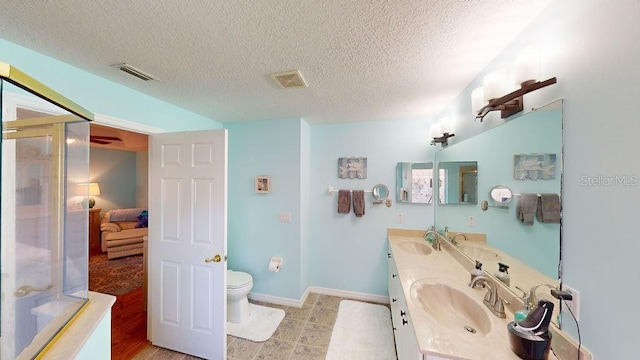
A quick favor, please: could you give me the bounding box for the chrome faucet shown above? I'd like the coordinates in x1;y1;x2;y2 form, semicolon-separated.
451;232;468;246
529;283;557;309
424;229;441;251
469;276;507;318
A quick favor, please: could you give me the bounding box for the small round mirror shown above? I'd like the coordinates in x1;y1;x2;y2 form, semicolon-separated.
489;185;513;204
372;184;389;201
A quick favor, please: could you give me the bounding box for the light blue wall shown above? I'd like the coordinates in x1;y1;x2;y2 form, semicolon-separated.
436;111;561;278
310;119;434;296
0;38;222;131
226;118;305;299
89;147;138;214
227;116;435;299
436;0;640;357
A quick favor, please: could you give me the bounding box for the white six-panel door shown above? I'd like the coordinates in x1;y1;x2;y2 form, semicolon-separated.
149;130;227;359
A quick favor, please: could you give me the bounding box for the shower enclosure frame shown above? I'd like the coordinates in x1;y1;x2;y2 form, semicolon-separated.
1;62;94;359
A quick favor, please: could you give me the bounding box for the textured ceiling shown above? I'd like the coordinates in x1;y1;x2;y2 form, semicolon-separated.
0;0;552;124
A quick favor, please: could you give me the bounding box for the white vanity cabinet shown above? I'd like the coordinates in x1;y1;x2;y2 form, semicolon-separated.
388;249;422;360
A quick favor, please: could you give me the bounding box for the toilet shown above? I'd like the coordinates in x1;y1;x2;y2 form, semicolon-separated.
227;270;253;323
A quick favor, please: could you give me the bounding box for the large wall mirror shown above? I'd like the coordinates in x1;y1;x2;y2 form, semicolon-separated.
434;100;563;323
395;162;436;204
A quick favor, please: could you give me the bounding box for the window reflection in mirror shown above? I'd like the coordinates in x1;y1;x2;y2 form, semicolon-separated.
438;161;478;205
396;162;440;204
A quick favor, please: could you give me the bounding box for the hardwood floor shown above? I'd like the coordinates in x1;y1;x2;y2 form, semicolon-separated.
110;286;150;360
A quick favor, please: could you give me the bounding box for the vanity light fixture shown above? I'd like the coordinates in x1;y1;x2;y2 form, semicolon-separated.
474;77;557;122
473;47;557;122
430;120;455;147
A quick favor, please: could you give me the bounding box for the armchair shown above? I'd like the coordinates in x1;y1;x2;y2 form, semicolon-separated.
100;208;148;259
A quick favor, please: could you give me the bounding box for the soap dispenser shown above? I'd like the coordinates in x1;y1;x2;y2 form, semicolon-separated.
494;262;510;286
469;260;485;288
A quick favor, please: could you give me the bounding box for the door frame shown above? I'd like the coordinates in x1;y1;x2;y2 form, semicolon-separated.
90;113;163;341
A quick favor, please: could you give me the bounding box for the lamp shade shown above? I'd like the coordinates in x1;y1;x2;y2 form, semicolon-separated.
471;87;485;113
88;183;101;196
483;70;506;102
515;46;540;86
430;123;442;139
439;118;450;134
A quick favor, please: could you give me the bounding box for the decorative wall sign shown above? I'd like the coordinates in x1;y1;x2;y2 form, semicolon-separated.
255;176;271;193
338;157;367;179
513;153;556;180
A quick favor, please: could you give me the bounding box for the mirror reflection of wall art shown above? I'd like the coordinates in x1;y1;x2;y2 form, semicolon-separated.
338;157;367;179
255;176;271;193
513;153;556;180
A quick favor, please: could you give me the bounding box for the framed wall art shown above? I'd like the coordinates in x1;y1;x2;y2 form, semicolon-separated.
338;157;367;179
255;176;271;193
513;153;556;180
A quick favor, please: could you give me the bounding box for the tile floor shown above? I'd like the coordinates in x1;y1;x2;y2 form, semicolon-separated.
132;292;368;360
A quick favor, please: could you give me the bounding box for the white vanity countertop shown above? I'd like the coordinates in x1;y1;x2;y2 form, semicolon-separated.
389;229;523;360
44;291;116;359
388;228;591;360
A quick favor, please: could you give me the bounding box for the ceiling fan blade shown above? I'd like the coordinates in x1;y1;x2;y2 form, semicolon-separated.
90;135;122;141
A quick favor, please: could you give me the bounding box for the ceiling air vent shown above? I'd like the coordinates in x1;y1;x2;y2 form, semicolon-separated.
114;63;159;81
271;70;308;89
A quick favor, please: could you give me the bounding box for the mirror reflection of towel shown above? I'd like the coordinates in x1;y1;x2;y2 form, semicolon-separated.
338;190;351;214
537;194;561;223
353;190;365;217
516;194;538;226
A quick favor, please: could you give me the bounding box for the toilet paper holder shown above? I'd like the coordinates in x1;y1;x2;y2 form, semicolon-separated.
269;257;283;272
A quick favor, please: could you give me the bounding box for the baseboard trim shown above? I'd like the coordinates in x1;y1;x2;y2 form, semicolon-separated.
249;287;388;308
248;289;309;308
308;286;389;305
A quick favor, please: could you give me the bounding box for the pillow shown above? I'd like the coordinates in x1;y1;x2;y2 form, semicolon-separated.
136;210;148;228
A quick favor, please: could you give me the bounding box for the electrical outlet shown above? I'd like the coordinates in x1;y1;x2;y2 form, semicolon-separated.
562;285;580;322
278;212;292;223
467;216;475;227
396;212;404;223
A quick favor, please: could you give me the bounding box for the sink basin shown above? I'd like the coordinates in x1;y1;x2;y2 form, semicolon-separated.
397;240;432;256
411;279;492;336
458;244;502;261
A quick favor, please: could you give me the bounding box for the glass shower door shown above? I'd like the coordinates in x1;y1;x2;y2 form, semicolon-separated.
1;75;91;359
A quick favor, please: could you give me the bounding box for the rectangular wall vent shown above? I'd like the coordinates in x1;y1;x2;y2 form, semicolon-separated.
271;70;308;89
114;63;159;81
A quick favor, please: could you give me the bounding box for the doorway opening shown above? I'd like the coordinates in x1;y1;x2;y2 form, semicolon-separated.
89;123;151;359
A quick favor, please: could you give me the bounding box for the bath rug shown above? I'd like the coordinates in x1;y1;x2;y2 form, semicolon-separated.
226;303;285;342
326;300;396;360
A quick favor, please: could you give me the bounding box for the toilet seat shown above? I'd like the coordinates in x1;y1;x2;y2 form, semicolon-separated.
227;270;252;289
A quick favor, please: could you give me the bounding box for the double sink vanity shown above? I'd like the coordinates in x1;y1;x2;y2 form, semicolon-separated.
387;228;590;360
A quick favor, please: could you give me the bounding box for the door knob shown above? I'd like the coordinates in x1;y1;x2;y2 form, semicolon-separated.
205;254;226;263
